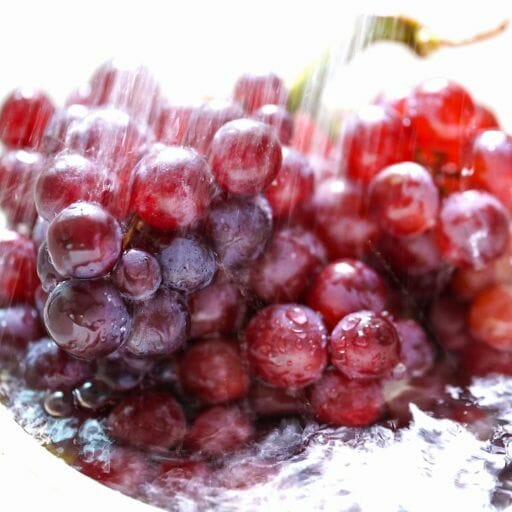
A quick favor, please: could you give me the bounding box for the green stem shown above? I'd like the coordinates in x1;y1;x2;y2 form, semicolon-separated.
287;15;508;114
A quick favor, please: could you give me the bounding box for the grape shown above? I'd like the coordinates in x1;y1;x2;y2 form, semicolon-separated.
368;162;439;237
183;100;245;155
330;310;401;380
44;279;131;360
35;153;111;220
253;104;294;145
0;150;45;226
204;195;272;270
264;147;314;219
0;88;55;149
435;190;509;269
40;104;89;155
36;243;64;292
124;289;189;357
210;119;282;195
111;249;161;301
0;229;38;303
132;145;213;230
24;338;93;390
0;305;44;360
233;73;288;113
159;235;216;294
341;104;414;185
188;278;247;338
87;59;162;124
47;202;122;279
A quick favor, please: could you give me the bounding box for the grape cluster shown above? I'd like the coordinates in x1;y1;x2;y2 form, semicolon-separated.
0;61;511;500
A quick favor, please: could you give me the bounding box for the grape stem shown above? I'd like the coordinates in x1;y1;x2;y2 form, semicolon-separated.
288;15;509;114
122;214;144;250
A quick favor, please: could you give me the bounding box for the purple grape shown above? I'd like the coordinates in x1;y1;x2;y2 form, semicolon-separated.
204;196;272;270
125;289;189;357
24;338;94;390
95;357;147;391
46;201;122;279
37;243;64;292
0;305;44;360
159;235;216;294
112;249;161;300
44;279;131;360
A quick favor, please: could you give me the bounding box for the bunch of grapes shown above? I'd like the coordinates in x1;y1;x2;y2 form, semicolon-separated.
0;59;510;498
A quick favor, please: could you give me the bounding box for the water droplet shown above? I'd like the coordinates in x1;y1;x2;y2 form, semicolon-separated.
286;307;308;326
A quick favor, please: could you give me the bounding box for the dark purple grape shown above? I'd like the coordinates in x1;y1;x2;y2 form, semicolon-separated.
111;249;161;300
44;279;131;360
95;357;147;391
125;289;189;357
204;196;272;270
105;345;156;373
34;285;48;319
37;243;64;292
24;338;94;390
47;201;122;279
0;305;44;360
159;235;216;294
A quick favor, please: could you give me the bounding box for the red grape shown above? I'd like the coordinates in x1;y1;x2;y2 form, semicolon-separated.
124;289;189;357
179;337;250;405
393;318;436;378
311;178;378;259
210;119;282;195
368;162;439;237
40;104;89;155
44;279;131;360
0;89;55;149
183;100;245;155
330;310;401;380
188;278;247;338
35;153;112;220
0;149;45;226
233;73;287;113
245;303;328;388
253;104;293;145
341;104;414;185
111;249;161;301
435;190;509;269
309;370;384;427
405;78;476;171
468;130;512;209
249;228;321;303
429;297;471;351
307;259;387;329
132;145;213;230
186;405;254;456
0;229;38;303
47;202;122;279
24;338;93;390
107;392;187;450
88;59;162;124
264;147;314;218
469;284;512;351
